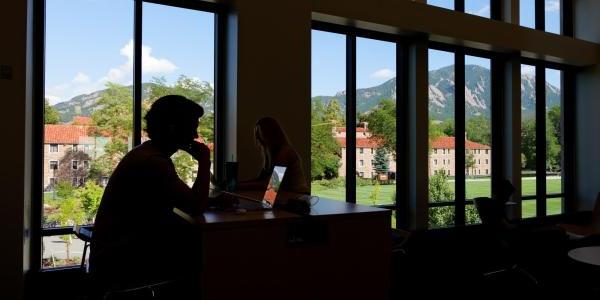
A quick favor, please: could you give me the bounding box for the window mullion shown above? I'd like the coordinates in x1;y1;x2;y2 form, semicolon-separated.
535;65;547;216
346;34;357;203
133;0;143;146
455;52;466;226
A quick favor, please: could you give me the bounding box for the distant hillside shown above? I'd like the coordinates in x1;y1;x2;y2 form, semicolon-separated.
52;82;215;124
311;65;561;121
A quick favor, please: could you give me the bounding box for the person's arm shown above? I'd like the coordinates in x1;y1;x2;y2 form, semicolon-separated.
182;141;211;214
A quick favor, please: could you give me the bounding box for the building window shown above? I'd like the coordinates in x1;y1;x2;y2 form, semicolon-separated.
359;148;364;154
72;177;78;186
434;149;438;154
72;160;78;170
49;144;58;153
359;172;364;177
359;160;364;167
72;144;78;152
49;178;56;187
486;159;489;164
83;160;90;169
49;161;58;170
434;159;438;165
371;148;374;154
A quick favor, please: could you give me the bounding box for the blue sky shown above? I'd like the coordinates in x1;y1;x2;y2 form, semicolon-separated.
45;0;213;104
45;0;561;103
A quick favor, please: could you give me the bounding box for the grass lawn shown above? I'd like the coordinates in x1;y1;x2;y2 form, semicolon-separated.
311;177;563;216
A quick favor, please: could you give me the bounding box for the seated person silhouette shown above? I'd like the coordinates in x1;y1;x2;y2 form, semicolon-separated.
236;117;309;197
90;95;210;293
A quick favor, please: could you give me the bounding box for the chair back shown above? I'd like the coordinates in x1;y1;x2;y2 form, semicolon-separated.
473;197;507;229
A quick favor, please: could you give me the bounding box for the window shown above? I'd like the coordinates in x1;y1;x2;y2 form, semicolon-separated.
49;161;58;170
360;160;364;167
427;0;454;10
465;0;491;18
545;0;560;34
371;160;375;166
39;0;221;270
311;29;346;202
312;27;403;229
359;172;364;177
429;48;455;228
521;64;565;218
520;0;535;29
434;159;438;165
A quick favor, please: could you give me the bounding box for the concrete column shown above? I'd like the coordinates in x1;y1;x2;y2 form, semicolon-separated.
502;57;522;220
407;38;429;230
225;0;311;182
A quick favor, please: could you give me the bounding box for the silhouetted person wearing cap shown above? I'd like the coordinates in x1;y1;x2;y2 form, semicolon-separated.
90;95;210;294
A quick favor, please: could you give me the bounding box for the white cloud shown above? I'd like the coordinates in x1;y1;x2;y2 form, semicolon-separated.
521;65;535;75
467;4;490;17
72;72;91;84
545;0;560;12
46;40;177;104
370;68;395;80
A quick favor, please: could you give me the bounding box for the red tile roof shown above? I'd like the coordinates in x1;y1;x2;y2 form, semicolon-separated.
431;136;490;150
334;127;367;133
336;137;382;148
45;125;92;144
72;116;92;125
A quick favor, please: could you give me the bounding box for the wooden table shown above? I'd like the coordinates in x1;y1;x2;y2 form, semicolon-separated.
189;197;391;300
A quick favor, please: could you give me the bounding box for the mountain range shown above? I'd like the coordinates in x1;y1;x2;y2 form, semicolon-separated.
51;65;560;123
311;64;561;121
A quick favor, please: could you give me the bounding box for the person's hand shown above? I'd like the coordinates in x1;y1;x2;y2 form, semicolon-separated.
182;141;210;164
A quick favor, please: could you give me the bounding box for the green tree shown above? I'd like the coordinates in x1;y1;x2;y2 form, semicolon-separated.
311;100;341;180
521;117;537;170
49;197;85;259
45;98;61;124
546;106;561;172
466;116;491;145
441;118;455;137
76;181;103;223
90;82;133;181
361;99;396;156
55;181;75;199
465;151;476;177
428;170;455;227
369;181;381;206
373;148;389;175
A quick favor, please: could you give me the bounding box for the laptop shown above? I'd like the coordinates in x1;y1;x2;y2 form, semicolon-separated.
221;165;288;211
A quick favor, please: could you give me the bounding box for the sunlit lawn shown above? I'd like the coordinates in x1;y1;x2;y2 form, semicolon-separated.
311;178;563;216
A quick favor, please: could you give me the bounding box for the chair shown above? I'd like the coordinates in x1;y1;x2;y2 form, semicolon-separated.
473;196;539;286
558;192;600;239
73;225;93;271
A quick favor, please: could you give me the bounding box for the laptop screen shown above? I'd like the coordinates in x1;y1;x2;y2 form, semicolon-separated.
263;166;287;205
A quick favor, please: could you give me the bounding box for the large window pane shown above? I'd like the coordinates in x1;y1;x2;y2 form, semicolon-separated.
311;30;346;202
546;68;563;215
356;37;396;207
428;0;454;10
43;0;133;233
428;49;455;228
521;64;536;218
142;3;215;186
465;0;490;18
42;234;86;269
520;0;536;29
545;0;561;34
465;55;491;224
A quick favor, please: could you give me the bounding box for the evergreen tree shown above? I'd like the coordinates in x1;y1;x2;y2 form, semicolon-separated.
374;148;389;175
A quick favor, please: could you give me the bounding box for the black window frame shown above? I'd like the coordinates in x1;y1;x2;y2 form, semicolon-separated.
31;0;226;271
311;21;410;229
427;42;497;227
520;57;574;217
